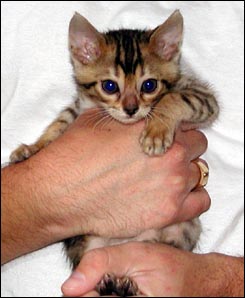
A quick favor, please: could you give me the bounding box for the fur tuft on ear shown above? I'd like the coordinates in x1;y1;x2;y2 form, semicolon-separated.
69;12;104;64
150;10;183;61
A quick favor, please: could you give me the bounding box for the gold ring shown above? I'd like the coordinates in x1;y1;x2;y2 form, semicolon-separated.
193;159;209;189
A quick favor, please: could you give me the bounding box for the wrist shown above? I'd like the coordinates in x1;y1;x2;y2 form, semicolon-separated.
208;253;244;297
193;252;244;297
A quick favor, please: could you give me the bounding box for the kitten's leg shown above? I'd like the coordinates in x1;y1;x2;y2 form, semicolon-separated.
141;77;219;155
64;235;88;270
10;100;81;163
160;218;201;251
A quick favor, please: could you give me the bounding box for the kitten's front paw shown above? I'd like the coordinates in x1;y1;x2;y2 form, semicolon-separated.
96;273;138;296
10;144;38;163
140;127;174;156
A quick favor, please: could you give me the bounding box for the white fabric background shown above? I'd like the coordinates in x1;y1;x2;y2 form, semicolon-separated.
1;1;244;297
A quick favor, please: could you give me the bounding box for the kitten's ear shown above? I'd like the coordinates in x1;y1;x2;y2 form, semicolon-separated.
69;12;104;64
149;10;183;61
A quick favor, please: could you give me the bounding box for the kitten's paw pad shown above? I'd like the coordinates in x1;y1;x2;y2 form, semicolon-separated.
97;273;138;296
140;130;173;156
10;144;38;163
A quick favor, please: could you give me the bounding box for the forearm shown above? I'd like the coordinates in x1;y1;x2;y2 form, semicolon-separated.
193;253;244;297
210;253;244;297
1;161;57;264
1;154;89;264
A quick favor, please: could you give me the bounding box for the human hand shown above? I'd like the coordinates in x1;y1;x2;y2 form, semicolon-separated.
41;109;210;240
62;242;244;297
20;109;210;241
62;242;196;296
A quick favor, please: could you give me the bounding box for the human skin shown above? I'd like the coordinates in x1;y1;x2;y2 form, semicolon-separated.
62;242;244;297
1;109;210;264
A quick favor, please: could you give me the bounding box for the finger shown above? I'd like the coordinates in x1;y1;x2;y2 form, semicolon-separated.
175;129;208;161
177;188;211;222
62;246;132;297
188;158;209;191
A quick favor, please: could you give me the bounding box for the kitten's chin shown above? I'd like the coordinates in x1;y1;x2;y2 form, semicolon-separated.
114;117;142;124
109;114;143;124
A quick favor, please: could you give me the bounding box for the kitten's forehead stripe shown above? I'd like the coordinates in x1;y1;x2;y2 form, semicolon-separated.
105;29;147;75
123;33;135;74
133;38;143;74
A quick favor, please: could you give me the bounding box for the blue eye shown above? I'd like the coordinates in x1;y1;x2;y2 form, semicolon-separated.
102;80;119;94
141;79;157;93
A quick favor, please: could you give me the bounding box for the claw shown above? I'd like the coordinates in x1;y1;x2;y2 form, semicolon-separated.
97;273;138;296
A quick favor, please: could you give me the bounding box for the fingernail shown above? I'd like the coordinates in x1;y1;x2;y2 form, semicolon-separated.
62;271;85;291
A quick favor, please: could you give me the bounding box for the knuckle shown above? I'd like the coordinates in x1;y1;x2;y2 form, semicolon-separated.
195;130;208;152
172;143;188;163
172;175;187;192
83;249;100;263
166;171;187;194
162;199;179;223
83;247;109;267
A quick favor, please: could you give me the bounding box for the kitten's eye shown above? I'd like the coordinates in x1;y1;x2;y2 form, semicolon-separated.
102;80;119;94
141;79;157;93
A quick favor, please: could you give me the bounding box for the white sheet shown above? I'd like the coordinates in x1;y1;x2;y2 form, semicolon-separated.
1;1;244;297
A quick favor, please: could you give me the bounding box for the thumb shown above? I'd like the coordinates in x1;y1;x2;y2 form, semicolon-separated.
61;245;133;297
62;248;109;297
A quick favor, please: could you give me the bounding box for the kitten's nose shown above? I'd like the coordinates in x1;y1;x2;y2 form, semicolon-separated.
123;106;139;116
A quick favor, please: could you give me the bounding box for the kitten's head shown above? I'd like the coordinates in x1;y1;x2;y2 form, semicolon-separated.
69;10;183;123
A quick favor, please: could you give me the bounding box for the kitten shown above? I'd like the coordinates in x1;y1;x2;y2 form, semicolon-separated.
10;10;219;296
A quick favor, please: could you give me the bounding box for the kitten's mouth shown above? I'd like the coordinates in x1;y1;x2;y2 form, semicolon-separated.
108;110;149;124
105;107;151;124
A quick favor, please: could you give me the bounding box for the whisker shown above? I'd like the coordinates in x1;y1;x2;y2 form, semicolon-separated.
83;109;108;126
93;114;112;131
145;114;149;126
145;112;151;126
148;112;153;120
100;115;115;130
151;106;164;112
83;114;104;126
83;115;103;127
83;111;106;121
